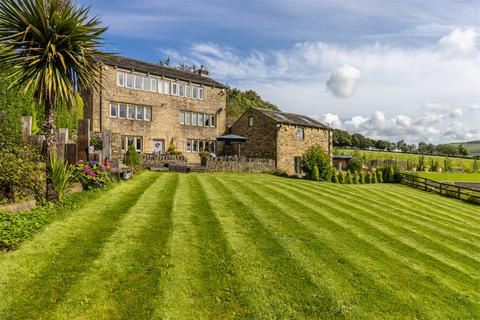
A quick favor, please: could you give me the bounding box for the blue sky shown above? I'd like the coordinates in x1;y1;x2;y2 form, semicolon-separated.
80;0;480;143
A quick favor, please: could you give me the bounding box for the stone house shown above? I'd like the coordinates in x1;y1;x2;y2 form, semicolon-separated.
230;107;332;175
81;54;228;163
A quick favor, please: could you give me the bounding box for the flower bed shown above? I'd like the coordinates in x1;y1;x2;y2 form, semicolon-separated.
75;160;111;190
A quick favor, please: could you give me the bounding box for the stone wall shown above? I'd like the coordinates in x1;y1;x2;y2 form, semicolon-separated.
141;153;187;168
206;156;275;173
276;124;331;175
82;64;227;164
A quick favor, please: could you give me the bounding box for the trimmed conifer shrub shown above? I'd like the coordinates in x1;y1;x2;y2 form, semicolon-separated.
312;166;320;181
365;172;372;184
389;165;395;183
360;171;365;184
332;172;339;183
124;143;142;171
353;171;359;184
346;170;353;184
372;171;378;184
377;170;383;183
339;171;346;184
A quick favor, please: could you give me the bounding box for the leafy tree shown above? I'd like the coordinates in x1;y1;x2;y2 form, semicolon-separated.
0;0;106;201
301;145;331;180
347;157;362;172
226;88;278;118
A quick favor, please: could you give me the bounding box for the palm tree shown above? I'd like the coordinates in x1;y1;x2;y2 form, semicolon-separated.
0;0;106;201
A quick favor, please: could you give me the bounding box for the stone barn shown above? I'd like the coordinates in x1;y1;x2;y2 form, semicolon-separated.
230;107;332;175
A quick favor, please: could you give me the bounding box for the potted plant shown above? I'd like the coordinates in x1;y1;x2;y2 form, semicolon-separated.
199;151;210;167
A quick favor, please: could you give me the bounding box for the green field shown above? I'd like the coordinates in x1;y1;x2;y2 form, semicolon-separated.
338;148;476;171
1;172;479;319
416;172;480;182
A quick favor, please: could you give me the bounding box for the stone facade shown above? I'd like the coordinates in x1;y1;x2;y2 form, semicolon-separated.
82;56;227;164
230;108;332;175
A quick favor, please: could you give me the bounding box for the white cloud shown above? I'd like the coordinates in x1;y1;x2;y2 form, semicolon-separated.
435;27;478;55
321;113;342;128
320;105;480;143
326;65;362;98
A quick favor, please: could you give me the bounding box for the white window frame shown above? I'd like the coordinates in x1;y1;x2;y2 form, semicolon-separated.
135;136;142;152
143;76;151;91
192;86;198;99
127;105;135;120
119;104;127;119
126;74;134;88
144;107;152;121
134;75;142;90
296;127;304;140
117;72;125;87
249;116;254;127
186;112;192;125
186;85;192;98
172;82;178;96
204;114;209;126
164;80;170;94
192;113;198;126
198;114;204;127
180;112;185;125
136;106;144;121
198;87;204;100
186;140;192;152
110;103;117;118
179;83;185;97
210;115;216;127
150;78;158;92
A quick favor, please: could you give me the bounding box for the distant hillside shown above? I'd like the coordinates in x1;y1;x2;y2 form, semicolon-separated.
449;141;480;157
226;88;279;118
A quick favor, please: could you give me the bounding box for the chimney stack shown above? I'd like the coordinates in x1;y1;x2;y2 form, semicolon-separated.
198;66;209;77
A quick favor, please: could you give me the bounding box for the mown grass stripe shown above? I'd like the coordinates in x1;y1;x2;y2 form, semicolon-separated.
220;175;427;319
382;185;480;222
0;172;160;319
45;173;178;319
253;176;480;304
274;178;480;263
187;175;250;318
264;177;480;252
264;177;479;278
198;175;342;319
227;176;479;318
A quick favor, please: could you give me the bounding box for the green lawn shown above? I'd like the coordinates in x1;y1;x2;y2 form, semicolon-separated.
416;172;480;182
0;172;479;319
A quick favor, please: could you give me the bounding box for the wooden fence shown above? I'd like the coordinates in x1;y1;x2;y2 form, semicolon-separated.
398;173;480;205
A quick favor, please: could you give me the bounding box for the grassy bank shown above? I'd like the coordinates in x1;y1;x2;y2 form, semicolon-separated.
0;172;478;319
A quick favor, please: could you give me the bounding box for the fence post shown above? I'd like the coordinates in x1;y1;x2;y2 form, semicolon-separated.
424;180;427;191
457;186;461;199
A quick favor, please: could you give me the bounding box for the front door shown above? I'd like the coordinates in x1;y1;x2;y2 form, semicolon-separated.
152;139;164;154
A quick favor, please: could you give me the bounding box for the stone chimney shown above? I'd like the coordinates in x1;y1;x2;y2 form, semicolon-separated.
198;66;209;77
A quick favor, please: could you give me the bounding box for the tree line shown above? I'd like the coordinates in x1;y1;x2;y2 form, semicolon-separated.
333;129;469;157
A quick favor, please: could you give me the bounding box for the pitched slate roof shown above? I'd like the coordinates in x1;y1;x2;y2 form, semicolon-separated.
94;54;227;88
253;107;329;129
